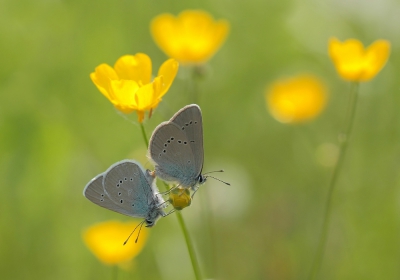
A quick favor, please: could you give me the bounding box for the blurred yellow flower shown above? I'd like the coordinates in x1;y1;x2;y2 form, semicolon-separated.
266;74;327;124
90;53;179;122
83;220;149;266
328;37;390;82
169;187;192;210
151;10;229;64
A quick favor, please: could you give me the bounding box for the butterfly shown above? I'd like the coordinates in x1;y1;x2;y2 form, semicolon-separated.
148;104;229;193
83;160;166;227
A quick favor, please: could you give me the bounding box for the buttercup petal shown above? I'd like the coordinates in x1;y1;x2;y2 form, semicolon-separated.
157;58;179;97
135;82;157;111
114;54;152;84
151;14;180;58
133;82;159;123
90;64;118;100
211;20;230;56
361;40;390;81
109;79;139;113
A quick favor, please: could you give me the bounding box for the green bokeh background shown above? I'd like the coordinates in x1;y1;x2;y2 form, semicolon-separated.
1;0;399;279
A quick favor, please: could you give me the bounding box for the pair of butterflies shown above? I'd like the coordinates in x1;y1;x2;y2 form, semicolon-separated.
83;104;209;228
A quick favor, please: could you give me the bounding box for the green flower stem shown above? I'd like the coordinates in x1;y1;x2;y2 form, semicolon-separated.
186;65;205;105
175;210;202;280
139;124;202;280
309;82;359;280
140;123;149;148
190;67;199;105
162;180;202;280
112;265;118;280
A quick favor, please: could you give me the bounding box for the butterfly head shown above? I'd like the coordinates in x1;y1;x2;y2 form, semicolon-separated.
198;174;207;185
145;206;165;227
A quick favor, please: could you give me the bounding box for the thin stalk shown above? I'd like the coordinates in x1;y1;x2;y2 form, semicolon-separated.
161;180;202;280
175;210;202;280
188;65;205;105
112;265;118;280
309;82;359;280
190;67;199;105
140;123;149;148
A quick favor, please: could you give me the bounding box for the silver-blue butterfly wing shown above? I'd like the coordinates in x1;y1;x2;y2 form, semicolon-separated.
149;105;204;188
102;160;162;219
83;174;137;217
84;160;165;222
169;104;204;172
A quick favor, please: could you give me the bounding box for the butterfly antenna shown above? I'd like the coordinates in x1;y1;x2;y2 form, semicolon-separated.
203;170;225;175
135;221;145;243
205;175;230;186
157;184;180;196
123;220;145;245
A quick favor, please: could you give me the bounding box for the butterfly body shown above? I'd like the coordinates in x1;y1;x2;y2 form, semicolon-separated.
149;104;205;190
83;160;165;227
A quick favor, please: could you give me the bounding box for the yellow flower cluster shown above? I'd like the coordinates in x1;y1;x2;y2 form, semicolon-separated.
86;6;393;270
90;10;229;122
266;38;390;123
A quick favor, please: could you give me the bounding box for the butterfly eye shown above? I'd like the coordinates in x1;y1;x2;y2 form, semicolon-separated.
145;219;154;227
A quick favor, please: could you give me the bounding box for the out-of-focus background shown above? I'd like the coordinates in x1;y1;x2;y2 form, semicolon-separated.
1;0;399;279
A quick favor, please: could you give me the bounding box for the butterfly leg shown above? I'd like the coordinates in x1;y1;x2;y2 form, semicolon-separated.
163;209;176;217
190;185;200;199
156;199;170;209
157;184;180;196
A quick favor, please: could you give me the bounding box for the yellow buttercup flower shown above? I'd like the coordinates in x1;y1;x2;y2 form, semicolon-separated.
266;74;327;124
151;10;229;64
83;220;149;266
169;187;192;210
90;53;179;122
328;37;390;82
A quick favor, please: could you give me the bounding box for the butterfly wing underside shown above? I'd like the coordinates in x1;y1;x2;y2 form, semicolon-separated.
149;123;196;186
149;105;204;187
83;174;136;216
102;160;156;219
169;104;204;173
